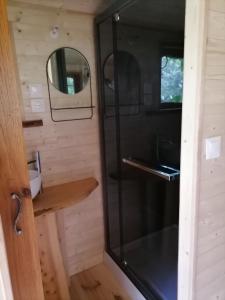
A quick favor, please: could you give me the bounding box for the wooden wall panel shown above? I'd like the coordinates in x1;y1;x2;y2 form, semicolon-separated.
8;0;113;14
7;2;104;276
177;0;207;298
195;0;225;299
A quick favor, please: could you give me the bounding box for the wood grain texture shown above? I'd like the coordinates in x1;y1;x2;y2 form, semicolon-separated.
7;2;105;277
8;0;113;14
104;253;145;300
36;213;71;300
22;119;43;128
178;1;207;300
33;177;98;217
34;178;98;299
70;264;131;300
194;1;225;299
0;1;44;299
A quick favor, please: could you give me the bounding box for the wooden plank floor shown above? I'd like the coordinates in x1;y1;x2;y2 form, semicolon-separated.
70;264;131;300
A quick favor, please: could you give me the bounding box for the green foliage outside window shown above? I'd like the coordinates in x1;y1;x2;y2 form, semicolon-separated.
161;56;183;103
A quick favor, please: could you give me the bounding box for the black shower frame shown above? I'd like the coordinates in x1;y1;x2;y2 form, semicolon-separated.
95;1;163;299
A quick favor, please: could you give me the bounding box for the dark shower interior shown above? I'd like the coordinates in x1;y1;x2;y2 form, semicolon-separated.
96;1;185;299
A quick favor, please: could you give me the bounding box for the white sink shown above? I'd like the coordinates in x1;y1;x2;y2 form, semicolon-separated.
29;170;41;199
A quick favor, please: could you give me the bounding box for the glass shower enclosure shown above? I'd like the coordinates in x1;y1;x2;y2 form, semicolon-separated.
96;1;185;299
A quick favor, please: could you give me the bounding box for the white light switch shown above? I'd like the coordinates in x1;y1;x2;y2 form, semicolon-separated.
31;98;45;113
29;84;43;98
205;136;221;160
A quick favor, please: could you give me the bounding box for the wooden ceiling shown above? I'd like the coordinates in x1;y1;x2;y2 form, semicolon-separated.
9;0;185;30
9;0;114;14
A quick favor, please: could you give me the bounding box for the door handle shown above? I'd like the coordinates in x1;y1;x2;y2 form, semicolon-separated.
11;188;31;236
122;158;180;182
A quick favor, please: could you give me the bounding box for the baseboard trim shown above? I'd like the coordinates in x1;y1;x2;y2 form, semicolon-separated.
104;252;146;300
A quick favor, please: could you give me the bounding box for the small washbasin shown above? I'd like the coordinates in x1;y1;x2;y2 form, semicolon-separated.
29;170;41;199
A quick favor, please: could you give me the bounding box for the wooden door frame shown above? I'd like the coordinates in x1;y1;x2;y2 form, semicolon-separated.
0;0;207;298
178;0;207;299
0;1;44;299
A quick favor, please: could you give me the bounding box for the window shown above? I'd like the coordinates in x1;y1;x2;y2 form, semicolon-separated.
160;55;183;106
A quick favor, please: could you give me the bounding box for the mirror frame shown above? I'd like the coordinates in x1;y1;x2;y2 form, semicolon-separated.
46;47;90;96
46;47;93;122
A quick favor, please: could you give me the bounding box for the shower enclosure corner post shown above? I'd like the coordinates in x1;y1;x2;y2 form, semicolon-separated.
112;11;125;264
94;19;110;256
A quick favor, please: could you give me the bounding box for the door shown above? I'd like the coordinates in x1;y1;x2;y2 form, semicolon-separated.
113;1;183;299
0;1;44;299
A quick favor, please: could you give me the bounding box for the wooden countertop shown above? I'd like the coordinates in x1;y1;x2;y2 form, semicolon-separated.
33;177;98;217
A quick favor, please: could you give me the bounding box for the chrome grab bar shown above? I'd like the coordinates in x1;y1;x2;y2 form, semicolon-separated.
122;158;180;182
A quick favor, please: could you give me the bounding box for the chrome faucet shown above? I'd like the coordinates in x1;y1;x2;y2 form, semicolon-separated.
28;151;41;173
28;151;43;193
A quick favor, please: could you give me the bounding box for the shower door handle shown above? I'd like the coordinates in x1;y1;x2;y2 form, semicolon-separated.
122;158;180;182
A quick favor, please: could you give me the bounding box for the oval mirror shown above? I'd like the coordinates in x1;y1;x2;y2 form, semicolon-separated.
47;47;90;95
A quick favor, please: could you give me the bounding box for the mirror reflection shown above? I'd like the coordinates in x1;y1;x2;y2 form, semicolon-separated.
160;46;184;105
104;54;114;90
103;51;141;108
47;47;90;95
104;51;140;96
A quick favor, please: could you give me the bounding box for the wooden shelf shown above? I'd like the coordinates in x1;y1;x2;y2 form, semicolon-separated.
22;119;43;128
33;177;98;217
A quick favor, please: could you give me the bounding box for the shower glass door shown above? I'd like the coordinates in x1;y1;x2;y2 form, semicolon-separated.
114;1;182;299
97;0;184;298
